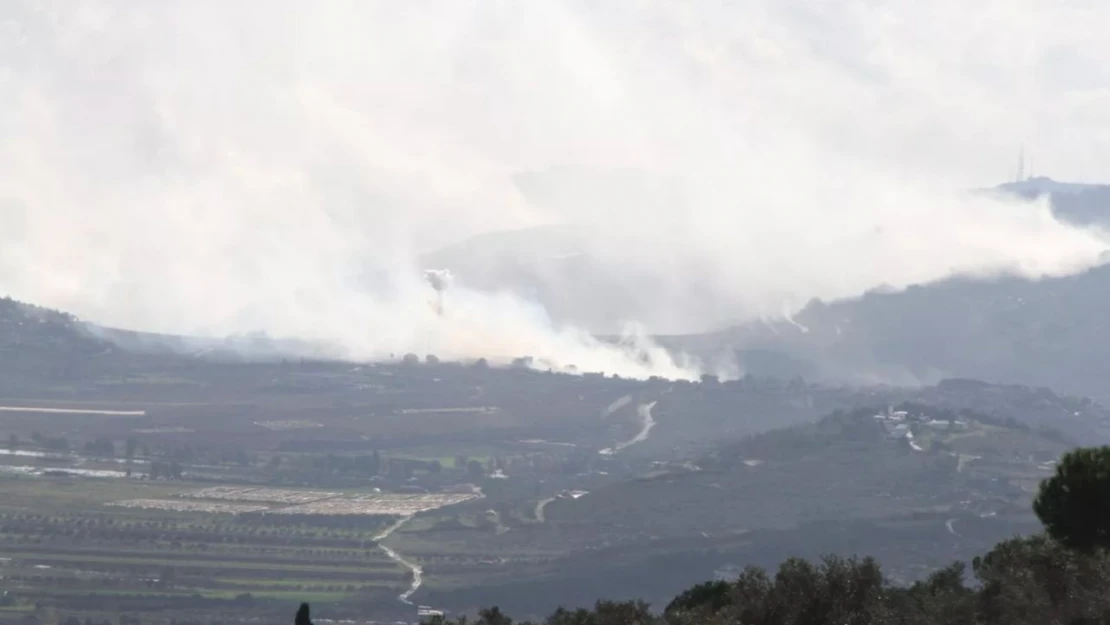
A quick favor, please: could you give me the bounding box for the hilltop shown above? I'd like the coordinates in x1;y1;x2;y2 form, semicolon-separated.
992;176;1110;227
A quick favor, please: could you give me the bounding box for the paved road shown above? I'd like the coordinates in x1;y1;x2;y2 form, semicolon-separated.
373;516;424;605
613;401;657;452
0;406;146;416
534;496;557;523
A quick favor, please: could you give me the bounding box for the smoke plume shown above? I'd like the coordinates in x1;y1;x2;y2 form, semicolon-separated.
2;1;1109;378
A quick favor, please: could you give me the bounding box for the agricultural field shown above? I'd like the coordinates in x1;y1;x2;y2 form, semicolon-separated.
0;475;416;623
107;488;482;518
106;499;271;514
274;493;479;516
179;487;341;505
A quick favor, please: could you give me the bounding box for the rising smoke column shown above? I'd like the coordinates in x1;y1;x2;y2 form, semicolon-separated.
424;269;453;317
0;1;1108;379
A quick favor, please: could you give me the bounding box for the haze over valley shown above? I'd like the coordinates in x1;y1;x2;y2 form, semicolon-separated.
5;2;1110;624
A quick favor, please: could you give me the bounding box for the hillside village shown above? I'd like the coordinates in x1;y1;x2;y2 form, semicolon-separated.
873;405;970;450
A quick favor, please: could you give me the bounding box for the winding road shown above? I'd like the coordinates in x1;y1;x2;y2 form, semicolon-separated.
534;496;557;522
373;516;423;605
372;487;486;610
602;395;632;418
614;401;657;452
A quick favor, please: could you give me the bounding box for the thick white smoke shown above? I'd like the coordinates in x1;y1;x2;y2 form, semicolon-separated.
1;1;1109;378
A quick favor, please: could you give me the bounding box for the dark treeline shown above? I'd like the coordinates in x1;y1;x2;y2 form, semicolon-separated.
397;445;1110;625
415;540;1110;625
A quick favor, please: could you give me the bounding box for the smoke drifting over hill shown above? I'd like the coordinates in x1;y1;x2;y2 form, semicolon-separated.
2;1;1109;378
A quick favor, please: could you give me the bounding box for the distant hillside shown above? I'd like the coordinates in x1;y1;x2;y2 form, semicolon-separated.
672;261;1110;403
0;295;358;401
0;296;103;352
665;176;1110;401
994;176;1103;197
988;176;1110;227
0;296;118;389
640;376;1110;459
545;404;1065;536
421;403;1062;612
94;325;337;363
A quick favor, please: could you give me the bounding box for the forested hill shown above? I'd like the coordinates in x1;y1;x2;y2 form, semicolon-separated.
676;261;1110;404
0;296;102;352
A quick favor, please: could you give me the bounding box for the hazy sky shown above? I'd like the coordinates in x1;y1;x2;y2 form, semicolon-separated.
1;0;1109;377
